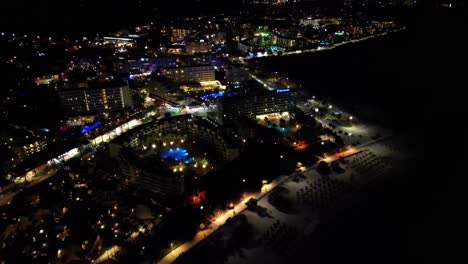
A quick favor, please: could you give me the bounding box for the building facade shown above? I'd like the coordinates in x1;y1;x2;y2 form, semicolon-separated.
161;65;215;83
111;115;239;162
217;89;296;124
138;170;184;196
58;81;133;116
171;28;196;42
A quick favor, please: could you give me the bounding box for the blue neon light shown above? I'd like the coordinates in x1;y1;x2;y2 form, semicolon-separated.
81;121;102;134
276;89;290;93
200;91;224;100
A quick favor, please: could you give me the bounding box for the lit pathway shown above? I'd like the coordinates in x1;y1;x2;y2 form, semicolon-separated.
156;146;366;264
94;246;121;264
156;173;290;264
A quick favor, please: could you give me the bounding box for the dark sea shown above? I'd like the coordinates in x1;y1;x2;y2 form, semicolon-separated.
254;29;418;131
257;8;466;264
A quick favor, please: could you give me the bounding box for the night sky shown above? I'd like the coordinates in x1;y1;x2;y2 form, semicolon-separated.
0;0;244;33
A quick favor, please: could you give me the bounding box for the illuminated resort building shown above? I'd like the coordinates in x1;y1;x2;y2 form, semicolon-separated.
161;65;215;83
58;81;133;116
110;115;239;162
171;28;196;42
217;89;296;124
110;115;239;196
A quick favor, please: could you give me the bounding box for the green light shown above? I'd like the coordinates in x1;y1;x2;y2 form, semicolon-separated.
335;31;344;36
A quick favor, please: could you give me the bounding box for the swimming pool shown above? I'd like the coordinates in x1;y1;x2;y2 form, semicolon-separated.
160;148;194;163
268;125;288;134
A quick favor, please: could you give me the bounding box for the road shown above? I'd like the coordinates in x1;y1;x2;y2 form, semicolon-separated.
0;113;159;207
0;167;60;207
156;146;362;264
0;105;217;207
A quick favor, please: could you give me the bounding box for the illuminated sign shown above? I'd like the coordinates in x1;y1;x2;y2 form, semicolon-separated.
276;89;290;93
200;91;224;100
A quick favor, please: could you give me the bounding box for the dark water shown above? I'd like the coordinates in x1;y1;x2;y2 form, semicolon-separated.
256;8;466;264
254;30;419;131
255;8;466;136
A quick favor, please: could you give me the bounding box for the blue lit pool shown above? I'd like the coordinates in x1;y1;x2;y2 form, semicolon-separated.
160;148;194;163
81;121;101;134
267;125;288;134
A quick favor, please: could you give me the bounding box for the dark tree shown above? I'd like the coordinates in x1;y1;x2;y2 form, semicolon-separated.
317;161;331;175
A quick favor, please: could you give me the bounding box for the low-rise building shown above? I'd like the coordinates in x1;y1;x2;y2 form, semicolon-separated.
171;28;196;42
185;40;211;54
13;140;48;163
217;89;296;124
